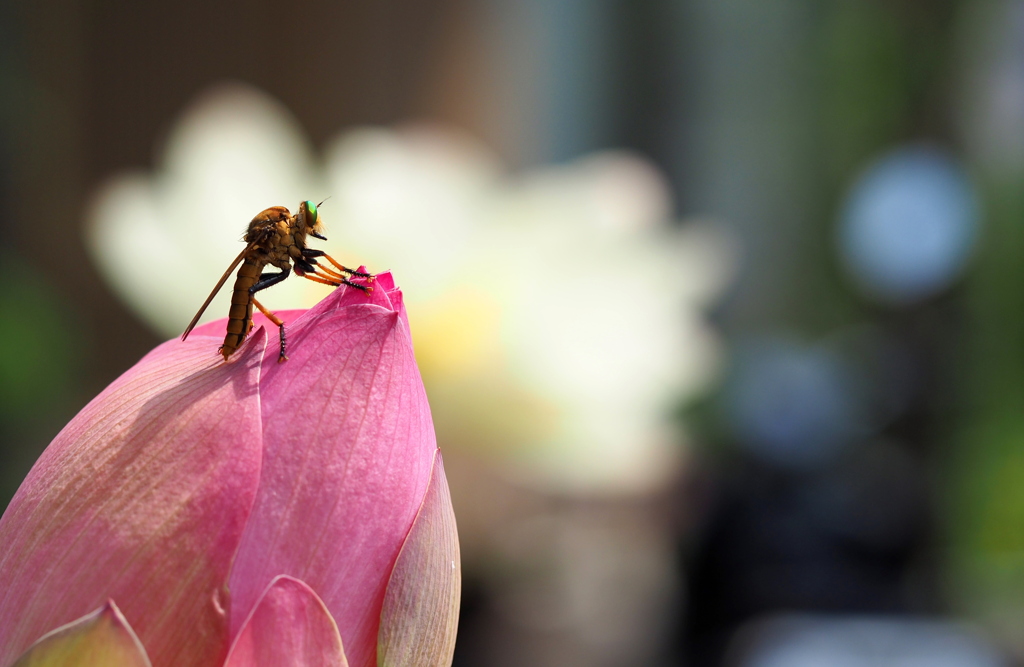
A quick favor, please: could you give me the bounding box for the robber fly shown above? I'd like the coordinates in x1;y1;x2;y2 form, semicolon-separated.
181;199;372;362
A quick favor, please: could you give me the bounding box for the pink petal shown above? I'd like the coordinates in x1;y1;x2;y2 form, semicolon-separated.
224;576;348;667
11;601;151;667
0;331;267;667
228;275;437;667
187;270;402;345
188;311;304;340
377;451;460;667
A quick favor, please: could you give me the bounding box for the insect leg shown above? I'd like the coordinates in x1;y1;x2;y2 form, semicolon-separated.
249;268;291;294
293;259;355;287
300;249;338;278
246;269;290;361
302;273;341;287
310;263;346;281
305;262;373;291
295;258;318;274
252;297;288;362
302;272;372;293
302;249;372;278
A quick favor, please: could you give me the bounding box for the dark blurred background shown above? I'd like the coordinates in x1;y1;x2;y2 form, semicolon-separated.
2;1;1023;665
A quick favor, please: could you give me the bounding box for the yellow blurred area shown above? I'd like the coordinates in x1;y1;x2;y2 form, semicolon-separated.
410;287;505;380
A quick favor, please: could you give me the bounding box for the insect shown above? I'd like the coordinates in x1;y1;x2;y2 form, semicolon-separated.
181;200;372;362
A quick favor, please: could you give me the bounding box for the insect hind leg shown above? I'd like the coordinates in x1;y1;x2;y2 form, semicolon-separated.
252;297;288;362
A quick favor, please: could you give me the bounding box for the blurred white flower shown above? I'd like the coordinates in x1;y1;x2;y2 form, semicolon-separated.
87;82;734;494
87;84;323;334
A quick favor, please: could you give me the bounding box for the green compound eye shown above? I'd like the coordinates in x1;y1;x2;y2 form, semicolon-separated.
304;200;318;224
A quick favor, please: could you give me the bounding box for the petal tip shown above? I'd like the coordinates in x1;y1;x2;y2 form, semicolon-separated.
225;575;348;667
11;601;151;667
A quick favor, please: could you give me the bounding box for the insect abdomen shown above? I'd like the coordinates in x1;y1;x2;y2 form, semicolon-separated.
220;257;263;359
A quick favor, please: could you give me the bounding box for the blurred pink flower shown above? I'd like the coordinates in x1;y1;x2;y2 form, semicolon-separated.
0;272;460;667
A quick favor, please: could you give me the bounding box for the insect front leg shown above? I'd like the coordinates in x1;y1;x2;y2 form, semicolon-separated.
301;248;373;278
294;258;318;276
296;252;371;293
294;258;342;287
301;271;372;292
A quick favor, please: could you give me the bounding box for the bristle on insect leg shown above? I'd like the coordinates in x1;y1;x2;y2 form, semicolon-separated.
315;269;371;293
252;297;288;362
277;325;288;363
341;278;372;293
301;271;372;293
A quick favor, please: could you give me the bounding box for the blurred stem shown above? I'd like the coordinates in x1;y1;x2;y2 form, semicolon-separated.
949;173;1024;629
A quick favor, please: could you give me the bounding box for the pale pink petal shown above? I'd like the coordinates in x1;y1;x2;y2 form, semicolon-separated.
228;275;437;667
12;601;151;667
377;451;460;667
0;331;268;667
224;576;348;667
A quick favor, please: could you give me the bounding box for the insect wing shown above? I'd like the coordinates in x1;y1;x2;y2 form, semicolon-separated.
181;243;255;340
